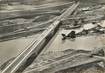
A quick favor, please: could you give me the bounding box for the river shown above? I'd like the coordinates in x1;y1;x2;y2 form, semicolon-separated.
0;0;105;71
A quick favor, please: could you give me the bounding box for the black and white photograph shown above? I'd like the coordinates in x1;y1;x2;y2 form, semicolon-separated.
0;0;105;73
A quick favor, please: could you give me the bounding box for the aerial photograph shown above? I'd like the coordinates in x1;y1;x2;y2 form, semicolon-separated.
0;0;105;73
